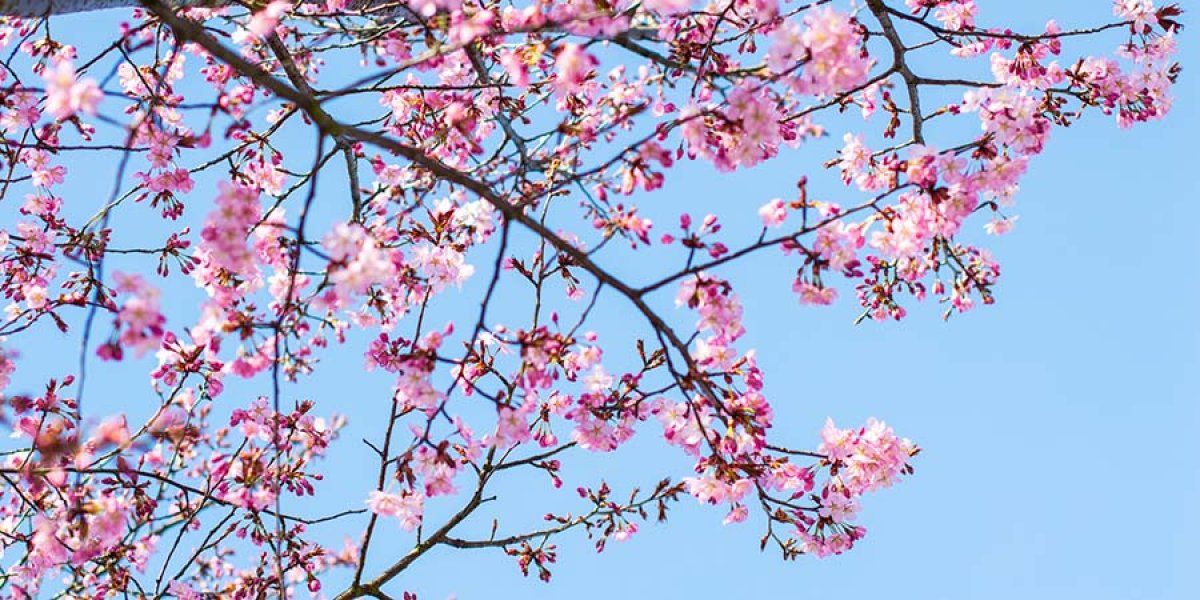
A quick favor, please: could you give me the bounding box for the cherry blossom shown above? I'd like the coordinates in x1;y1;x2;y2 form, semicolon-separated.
42;60;102;120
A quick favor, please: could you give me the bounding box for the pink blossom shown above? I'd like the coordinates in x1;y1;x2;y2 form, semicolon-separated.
499;49;531;87
794;281;837;306
780;7;873;97
42;61;102;120
246;1;292;39
412;244;475;291
365;490;425;531
934;1;977;31
758;198;787;228
1114;0;1156;32
984;215;1018;235
198;181;262;279
553;44;596;99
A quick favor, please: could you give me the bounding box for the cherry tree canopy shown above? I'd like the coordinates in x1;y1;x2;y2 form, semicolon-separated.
0;0;1183;598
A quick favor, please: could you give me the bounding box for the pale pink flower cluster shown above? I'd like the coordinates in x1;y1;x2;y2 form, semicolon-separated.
681;84;785;171
20;194;62;220
407;0;463;18
569;404;633;452
217;458;279;511
366;490;425;531
1077;35;1177;128
904;0;950;11
758;198;787;228
323;223;397;299
725;85;784;168
819;418;915;496
676;273;745;347
412;243;475;291
449;199;498;244
819;130;1023;317
984;215;1018;236
785;419;915;557
394;354;444;412
151;331;224;393
414;442;468;497
837;133;893;192
813;219;865;274
245;160;287;196
26;494;131;578
1113;0;1157;32
987;23;1067;90
133;128;195;216
198;182;262;279
499;49;530;87
118;53;186;98
106;272;166;360
772;7;871;97
20;149;66;190
655;398;713;457
244;1;292;40
933;0;977;31
869;188;963;260
553;43;597;99
1;90;40;133
215;398;341;510
531;340;641;453
794;281;837;305
0;339;15;394
795;518;866;558
492;401;535;449
964;88;1051;155
669;276;794;526
42;61;102;120
683;475;754;507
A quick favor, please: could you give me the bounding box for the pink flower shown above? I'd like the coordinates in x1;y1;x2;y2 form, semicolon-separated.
984;215;1018;235
43;61;102;120
571;414;617;452
246;161;287;196
168;582;201;600
934;1;977;31
499;49;530;87
198;181;262;279
1113;0;1156;32
723;504;749;525
817;488;859;523
93;416;131;447
365;490;424;531
677;274;746;343
613;522;639;541
322;223;397;299
683;474;728;504
412;244;475;291
778;7;872;97
407;0;463;18
246;1;292;39
758;198;787;228
553;44;596;99
24;284;49;310
794;281;837;305
492;403;533;448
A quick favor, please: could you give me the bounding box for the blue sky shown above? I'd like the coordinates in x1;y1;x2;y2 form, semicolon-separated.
3;2;1197;599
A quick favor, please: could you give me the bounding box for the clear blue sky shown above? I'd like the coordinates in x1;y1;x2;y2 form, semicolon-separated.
4;3;1197;599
